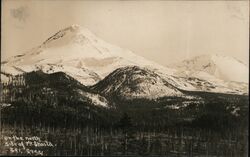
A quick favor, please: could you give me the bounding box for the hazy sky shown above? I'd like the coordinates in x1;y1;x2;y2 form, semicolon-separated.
1;0;249;66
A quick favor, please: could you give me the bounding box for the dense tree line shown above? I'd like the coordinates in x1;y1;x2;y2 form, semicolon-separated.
0;71;248;156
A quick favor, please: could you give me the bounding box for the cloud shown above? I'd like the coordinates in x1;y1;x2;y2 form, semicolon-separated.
10;6;29;22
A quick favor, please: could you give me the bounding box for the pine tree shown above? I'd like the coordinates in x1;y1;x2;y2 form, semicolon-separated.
117;113;133;133
116;113;134;155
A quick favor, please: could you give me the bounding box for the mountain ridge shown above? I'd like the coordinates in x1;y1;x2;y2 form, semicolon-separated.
92;66;184;100
168;54;248;83
1;24;248;95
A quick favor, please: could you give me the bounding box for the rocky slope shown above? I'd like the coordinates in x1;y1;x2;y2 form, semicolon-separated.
92;66;184;100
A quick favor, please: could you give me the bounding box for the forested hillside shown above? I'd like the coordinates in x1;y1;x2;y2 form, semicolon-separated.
0;71;248;156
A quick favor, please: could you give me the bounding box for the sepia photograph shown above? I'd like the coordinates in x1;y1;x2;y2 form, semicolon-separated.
0;0;249;156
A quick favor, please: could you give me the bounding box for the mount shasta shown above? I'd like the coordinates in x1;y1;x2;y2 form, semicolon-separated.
1;24;248;98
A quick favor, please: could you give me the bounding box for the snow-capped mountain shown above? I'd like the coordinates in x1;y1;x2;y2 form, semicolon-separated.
1;24;173;85
169;54;248;83
92;65;248;101
92;66;183;100
1;25;248;95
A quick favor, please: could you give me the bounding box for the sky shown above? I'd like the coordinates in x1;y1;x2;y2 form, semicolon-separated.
1;0;249;66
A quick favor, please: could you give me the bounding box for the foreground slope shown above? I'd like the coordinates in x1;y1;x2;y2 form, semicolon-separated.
1;70;118;130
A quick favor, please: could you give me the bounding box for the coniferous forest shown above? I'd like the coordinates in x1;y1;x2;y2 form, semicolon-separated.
0;71;248;156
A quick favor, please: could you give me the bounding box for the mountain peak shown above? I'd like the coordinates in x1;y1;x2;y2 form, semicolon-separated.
41;24;95;48
170;54;248;83
69;24;81;30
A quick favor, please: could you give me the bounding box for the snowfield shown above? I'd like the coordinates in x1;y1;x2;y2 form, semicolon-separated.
1;24;248;96
2;24;174;85
169;54;248;83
